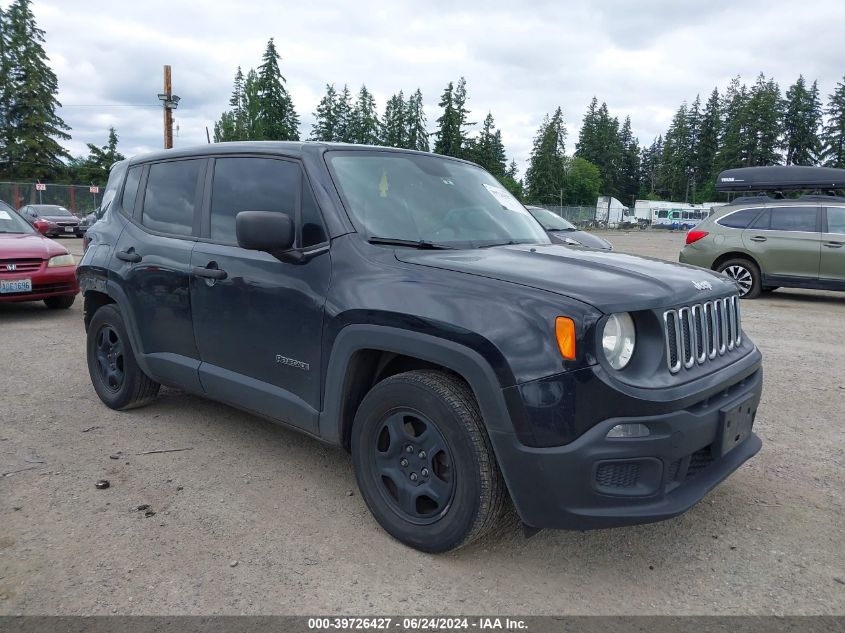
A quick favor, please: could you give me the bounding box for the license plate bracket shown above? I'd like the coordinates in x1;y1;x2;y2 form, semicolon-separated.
719;395;756;456
65;226;75;232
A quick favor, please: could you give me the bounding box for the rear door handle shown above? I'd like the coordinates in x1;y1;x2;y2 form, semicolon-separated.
749;236;767;243
823;241;843;248
191;266;228;280
116;249;142;263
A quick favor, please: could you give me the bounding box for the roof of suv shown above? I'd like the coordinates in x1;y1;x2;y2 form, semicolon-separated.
128;141;472;167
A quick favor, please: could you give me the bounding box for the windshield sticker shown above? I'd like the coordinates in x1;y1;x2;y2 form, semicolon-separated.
482;183;525;213
378;170;389;198
0;210;10;220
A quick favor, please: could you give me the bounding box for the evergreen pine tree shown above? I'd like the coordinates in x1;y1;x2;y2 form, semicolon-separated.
820;76;845;168
0;5;11;171
524;107;567;203
575;97;600;162
695;88;721;198
639;136;664;198
434;77;472;158
783;75;822;165
576;99;622;197
334;84;354;143
717;77;751;170
381;91;406;148
404;88;429;151
348;85;381;145
242;69;261;140
617;116;640;206
744;73;782;166
310;84;339;141
662;102;693;200
4;0;70;180
255;38;299;140
470;112;507;177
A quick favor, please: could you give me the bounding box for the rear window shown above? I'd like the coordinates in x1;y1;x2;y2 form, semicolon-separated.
717;208;762;229
101;161;128;213
141;160;202;236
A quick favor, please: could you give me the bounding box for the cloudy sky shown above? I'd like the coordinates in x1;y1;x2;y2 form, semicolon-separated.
20;0;845;175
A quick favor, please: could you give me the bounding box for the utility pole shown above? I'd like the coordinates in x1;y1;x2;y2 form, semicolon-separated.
157;65;181;149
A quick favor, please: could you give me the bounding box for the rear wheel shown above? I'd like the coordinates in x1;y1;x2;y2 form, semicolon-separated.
717;258;761;299
351;370;506;553
87;304;160;410
44;295;75;310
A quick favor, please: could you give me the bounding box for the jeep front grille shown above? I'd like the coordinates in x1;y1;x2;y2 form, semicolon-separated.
663;296;741;373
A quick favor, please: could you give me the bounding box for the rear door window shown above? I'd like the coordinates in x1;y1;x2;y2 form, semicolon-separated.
141;159;203;236
769;206;818;232
825;207;845;234
717;208;762;229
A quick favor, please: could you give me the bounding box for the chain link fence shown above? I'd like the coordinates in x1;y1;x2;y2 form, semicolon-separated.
530;205;605;229
0;182;104;216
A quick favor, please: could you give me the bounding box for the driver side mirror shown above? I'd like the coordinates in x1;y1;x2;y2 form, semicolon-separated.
236;211;299;262
33;219;49;235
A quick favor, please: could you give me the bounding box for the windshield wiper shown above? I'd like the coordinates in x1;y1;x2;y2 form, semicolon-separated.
368;236;454;250
477;239;534;248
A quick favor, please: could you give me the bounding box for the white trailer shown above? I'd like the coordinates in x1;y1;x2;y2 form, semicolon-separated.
595;196;633;228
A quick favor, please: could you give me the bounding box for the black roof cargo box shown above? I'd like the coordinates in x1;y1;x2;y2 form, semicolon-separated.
715;166;845;192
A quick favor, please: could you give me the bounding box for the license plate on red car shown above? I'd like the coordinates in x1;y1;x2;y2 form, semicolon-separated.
0;278;32;293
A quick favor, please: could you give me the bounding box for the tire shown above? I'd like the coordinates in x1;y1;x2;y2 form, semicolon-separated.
351;370;507;553
717;258;762;299
44;295;75;310
86;303;160;410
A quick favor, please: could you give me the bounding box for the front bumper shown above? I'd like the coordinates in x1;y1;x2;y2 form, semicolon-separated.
491;363;763;530
0;266;79;303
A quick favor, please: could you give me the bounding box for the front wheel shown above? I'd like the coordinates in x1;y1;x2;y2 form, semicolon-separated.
351;370;507;553
86;304;160;410
717;258;761;299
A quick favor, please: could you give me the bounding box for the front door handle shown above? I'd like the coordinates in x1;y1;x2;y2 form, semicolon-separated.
191;266;228;280
823;241;844;248
116;249;142;263
749;236;767;243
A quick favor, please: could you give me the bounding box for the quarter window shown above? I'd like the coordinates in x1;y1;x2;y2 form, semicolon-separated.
142;160;202;236
121;166;142;215
717;208;762;229
769;207;817;232
826;207;845;235
210;157;299;243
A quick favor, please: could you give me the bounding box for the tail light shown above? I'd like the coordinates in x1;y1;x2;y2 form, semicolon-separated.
686;230;709;245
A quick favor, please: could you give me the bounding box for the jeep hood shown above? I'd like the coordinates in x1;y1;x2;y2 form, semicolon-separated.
395;243;737;313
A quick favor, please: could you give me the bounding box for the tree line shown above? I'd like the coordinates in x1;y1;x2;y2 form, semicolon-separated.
0;0;124;185
3;0;845;204
640;73;845;204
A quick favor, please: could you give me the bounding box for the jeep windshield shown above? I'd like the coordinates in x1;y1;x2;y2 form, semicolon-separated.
327;151;550;249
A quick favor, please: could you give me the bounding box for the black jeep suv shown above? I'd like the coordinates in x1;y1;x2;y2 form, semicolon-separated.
78;143;763;552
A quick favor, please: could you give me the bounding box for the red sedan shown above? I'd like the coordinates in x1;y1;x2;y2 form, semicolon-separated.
0;202;79;309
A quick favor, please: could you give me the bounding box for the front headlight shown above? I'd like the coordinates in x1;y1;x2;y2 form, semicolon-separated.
602;312;636;369
48;253;75;267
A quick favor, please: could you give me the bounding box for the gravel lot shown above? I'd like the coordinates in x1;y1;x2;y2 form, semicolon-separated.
1;232;843;615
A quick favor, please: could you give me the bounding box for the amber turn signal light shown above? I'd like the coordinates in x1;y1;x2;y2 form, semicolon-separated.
555;316;576;360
